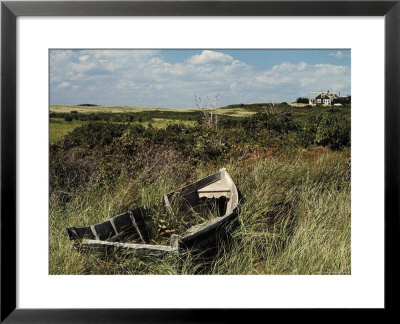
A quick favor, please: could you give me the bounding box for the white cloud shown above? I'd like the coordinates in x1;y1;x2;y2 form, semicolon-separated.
78;55;90;62
56;82;71;89
329;50;350;59
186;50;234;65
50;50;351;107
256;62;350;94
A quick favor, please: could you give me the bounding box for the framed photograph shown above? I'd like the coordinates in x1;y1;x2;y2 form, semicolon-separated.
1;0;398;321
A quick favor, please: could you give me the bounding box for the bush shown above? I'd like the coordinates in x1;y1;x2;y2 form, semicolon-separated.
299;111;350;149
60;122;132;149
296;97;309;104
238;111;298;135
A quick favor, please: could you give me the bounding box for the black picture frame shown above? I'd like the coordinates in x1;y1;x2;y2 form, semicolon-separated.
1;0;399;322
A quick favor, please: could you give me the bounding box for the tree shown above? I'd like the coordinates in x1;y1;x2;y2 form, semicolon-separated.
296;97;309;104
194;94;220;128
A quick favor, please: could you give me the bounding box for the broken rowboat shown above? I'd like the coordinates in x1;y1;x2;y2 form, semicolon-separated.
66;168;240;256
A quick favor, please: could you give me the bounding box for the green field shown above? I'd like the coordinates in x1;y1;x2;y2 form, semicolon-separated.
50;116;196;143
50;105;201;143
49;104;351;275
49;104;350;143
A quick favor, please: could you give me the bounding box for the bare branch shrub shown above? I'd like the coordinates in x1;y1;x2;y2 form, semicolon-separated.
263;98;293;117
194;93;220;128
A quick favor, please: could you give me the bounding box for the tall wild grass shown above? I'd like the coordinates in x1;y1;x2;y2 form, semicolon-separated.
50;145;350;275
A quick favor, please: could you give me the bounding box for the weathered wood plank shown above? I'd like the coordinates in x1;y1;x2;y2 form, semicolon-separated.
66;206;149;243
129;211;146;244
131;206;149;243
90;225;100;240
166;171;220;201
112;212;132;233
81;239;178;256
93;221;116;241
197;178;230;193
180;210;238;250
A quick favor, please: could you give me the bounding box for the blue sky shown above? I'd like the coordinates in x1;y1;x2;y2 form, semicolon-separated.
50;49;351;108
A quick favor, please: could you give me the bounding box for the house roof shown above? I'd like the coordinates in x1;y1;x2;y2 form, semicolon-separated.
315;93;335;99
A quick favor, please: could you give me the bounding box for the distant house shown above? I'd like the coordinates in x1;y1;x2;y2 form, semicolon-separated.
309;90;344;106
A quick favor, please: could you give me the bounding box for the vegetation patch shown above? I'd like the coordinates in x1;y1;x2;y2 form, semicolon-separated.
50;104;351;275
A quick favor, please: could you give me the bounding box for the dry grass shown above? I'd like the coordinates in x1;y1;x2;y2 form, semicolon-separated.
49;149;350;275
50;105;198;114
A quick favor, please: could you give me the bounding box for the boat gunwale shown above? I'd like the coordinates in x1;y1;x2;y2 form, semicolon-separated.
79;238;179;254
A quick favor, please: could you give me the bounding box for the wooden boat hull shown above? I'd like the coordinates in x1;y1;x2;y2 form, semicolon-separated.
66;168;239;255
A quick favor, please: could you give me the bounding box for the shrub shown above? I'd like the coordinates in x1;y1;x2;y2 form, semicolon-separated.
60;122;131;150
299;111;350;149
296;97;309;104
238;111;298;135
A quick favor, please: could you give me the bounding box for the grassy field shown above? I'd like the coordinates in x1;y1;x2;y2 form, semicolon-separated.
50;118;88;143
50;105;201;143
49;104;351;275
50;104;198;114
50;117;196;143
49;104;350;143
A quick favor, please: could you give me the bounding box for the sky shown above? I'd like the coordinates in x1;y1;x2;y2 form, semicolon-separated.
50;49;351;108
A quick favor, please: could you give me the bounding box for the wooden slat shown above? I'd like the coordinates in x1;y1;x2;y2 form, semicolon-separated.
197;178;230;193
90;225;100;240
66;206;149;243
131;206;149;243
166;171;220;201
164;195;174;216
111;212;134;234
81;239;178;256
109;218;119;235
129;211;146;244
93;221;116;240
